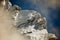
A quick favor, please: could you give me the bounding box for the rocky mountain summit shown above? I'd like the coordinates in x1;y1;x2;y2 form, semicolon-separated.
0;0;57;40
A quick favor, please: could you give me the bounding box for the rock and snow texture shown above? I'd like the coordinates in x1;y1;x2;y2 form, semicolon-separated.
14;10;49;40
8;1;57;40
0;2;55;40
13;6;57;40
25;29;48;40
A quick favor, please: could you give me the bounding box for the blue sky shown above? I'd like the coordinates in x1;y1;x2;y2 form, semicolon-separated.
10;0;36;10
